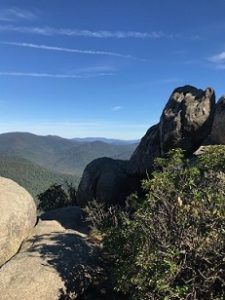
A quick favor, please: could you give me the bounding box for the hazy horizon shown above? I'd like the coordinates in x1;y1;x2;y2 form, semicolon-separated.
0;130;140;141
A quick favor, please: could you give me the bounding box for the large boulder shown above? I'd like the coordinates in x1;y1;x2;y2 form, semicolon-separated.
0;212;103;300
209;95;225;144
77;158;131;207
0;177;36;267
159;85;215;154
127;123;161;177
128;85;215;176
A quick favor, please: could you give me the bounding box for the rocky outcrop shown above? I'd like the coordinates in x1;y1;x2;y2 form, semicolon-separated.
160;86;215;153
210;95;225;144
128;85;215;176
0;177;36;267
77;158;131;207
77;85;216;206
0;208;103;300
126;123;161;177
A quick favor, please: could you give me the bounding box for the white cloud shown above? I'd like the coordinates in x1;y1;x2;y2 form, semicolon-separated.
0;8;36;22
207;51;225;70
0;25;164;38
2;41;141;60
111;106;123;111
0;25;198;40
0;25;199;41
208;51;225;63
0;71;113;79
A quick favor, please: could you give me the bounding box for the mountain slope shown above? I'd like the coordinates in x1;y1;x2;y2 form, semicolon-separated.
0;132;73;168
0;155;79;202
0;132;137;175
54;140;137;174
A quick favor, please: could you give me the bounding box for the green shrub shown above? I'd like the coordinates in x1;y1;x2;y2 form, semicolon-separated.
99;146;225;300
38;181;77;212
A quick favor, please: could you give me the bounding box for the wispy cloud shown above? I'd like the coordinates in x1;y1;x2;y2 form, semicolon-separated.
0;71;113;79
207;51;225;69
2;41;143;60
0;25;200;41
208;51;225;63
111;106;123;111
0;25;165;38
0;8;36;22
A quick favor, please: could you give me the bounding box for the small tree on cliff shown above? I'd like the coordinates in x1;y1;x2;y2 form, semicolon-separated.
37;182;77;212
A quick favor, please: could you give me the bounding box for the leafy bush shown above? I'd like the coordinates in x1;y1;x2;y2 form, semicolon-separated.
97;146;225;300
38;181;77;212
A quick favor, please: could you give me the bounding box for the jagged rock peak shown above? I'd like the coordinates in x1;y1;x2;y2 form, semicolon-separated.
160;85;215;154
78;85;216;206
128;85;215;176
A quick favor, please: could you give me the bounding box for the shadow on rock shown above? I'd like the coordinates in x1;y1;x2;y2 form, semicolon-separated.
26;230;103;299
40;206;90;234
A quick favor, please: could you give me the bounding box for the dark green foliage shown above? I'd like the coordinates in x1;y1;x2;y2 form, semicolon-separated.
37;182;77;212
96;146;225;300
66;181;77;204
0;155;79;204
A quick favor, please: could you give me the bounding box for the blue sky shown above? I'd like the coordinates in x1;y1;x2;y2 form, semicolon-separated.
0;0;225;139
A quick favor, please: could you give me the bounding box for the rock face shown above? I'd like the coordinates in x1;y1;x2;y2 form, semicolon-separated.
0;208;102;300
160;86;215;154
210;96;225;144
0;177;36;267
127;123;161;177
128;85;215;176
77;157;131;207
77;85;216;206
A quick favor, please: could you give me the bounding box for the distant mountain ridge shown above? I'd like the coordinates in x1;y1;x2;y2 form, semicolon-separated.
0;132;138;176
72;137;139;145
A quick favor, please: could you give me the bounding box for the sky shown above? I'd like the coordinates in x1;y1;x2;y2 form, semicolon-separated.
0;0;225;139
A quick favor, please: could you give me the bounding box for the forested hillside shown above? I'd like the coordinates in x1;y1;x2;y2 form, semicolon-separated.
0;132;137;175
0;155;79;202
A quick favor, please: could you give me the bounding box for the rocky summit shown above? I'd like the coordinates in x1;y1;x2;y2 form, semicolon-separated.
77;85;216;207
